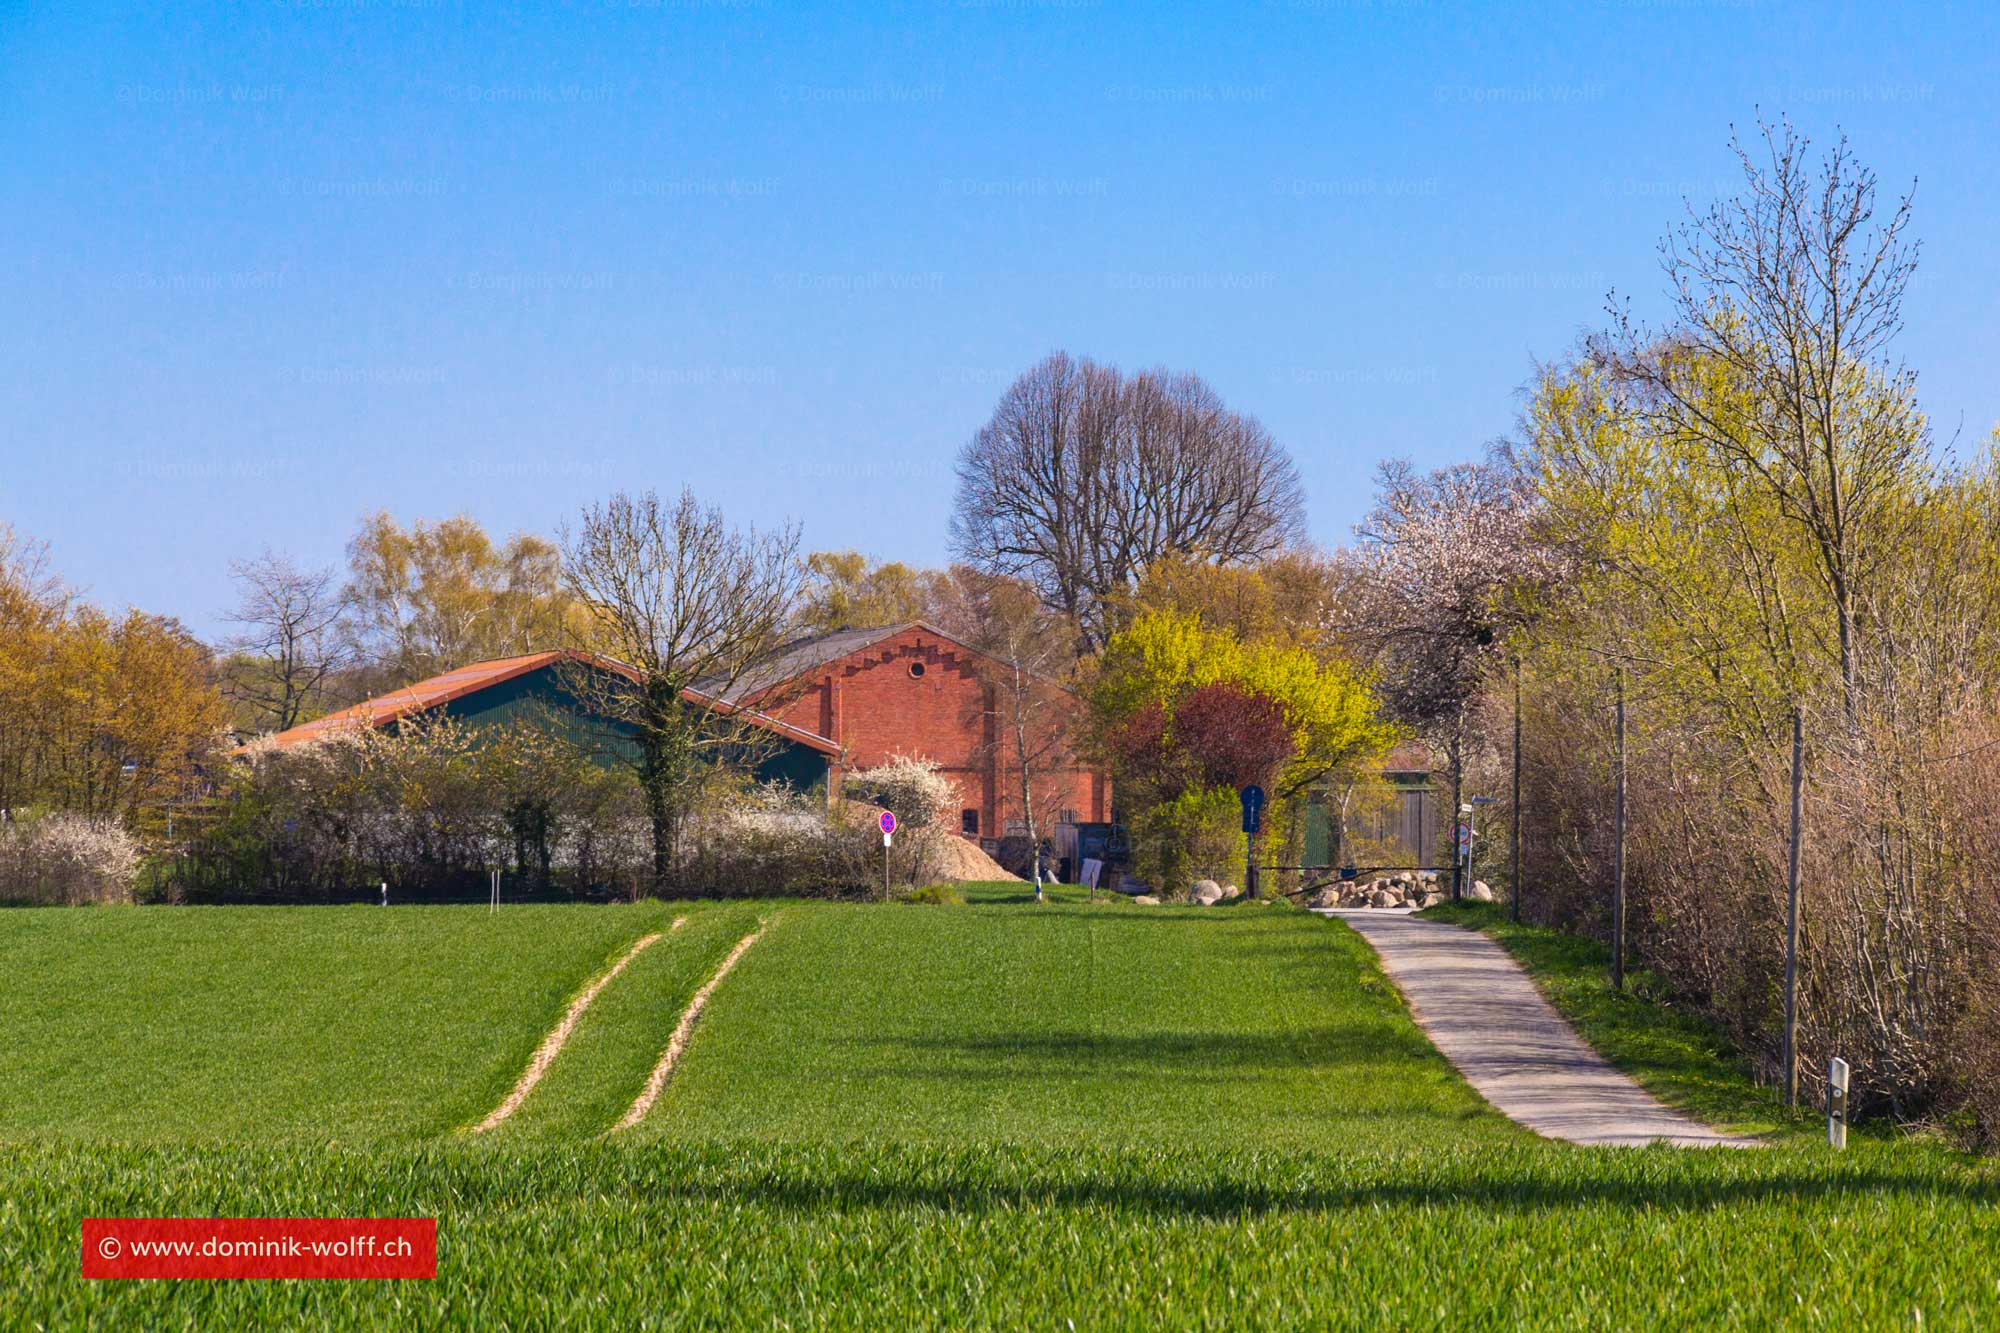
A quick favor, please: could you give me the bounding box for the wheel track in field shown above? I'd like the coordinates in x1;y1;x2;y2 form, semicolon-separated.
610;919;767;1133
470;917;685;1133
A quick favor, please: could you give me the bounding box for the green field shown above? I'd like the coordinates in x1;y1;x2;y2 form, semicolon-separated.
3;888;1996;1328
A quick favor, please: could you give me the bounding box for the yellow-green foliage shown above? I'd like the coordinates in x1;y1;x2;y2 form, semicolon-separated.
1091;609;1395;799
1131;785;1244;897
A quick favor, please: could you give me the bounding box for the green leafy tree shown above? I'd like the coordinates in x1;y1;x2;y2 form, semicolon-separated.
1090;610;1394;895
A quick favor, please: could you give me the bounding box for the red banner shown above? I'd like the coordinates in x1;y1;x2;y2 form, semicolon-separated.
82;1218;436;1280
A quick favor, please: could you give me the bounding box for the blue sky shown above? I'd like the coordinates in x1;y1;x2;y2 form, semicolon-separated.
4;2;1996;639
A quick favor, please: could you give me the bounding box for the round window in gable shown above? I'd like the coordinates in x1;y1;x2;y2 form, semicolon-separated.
908;661;927;679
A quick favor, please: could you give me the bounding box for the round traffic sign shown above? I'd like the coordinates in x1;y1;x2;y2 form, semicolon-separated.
879;810;897;835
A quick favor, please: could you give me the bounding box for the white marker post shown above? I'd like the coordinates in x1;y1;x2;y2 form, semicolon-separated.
490;868;500;915
1827;1056;1849;1149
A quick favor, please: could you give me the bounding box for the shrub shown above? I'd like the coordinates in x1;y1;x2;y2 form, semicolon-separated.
0;811;140;905
844;754;959;832
682;782;874;898
163;718;654;903
1130;786;1243;901
899;882;967;906
844;755;964;887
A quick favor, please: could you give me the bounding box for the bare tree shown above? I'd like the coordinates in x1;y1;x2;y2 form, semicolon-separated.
559;489;804;893
1602;116;1925;717
950;352;1306;651
222;551;350;734
931;566;1079;898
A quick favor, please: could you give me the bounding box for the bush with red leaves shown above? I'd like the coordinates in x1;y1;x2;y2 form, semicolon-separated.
1170;683;1295;792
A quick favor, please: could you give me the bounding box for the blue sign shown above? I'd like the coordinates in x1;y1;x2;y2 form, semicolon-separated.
1239;784;1266;834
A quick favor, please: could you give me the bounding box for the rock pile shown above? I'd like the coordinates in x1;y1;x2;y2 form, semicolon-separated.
1186;879;1246;906
1306;871;1448;911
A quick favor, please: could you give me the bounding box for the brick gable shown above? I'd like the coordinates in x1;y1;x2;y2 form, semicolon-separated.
763;624;1109;838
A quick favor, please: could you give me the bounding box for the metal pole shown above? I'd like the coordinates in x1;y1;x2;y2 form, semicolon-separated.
883;835;891;903
1612;667;1626;993
1511;657;1523;924
1784;706;1804;1110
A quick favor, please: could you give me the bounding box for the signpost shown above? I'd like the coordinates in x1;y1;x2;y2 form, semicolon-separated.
879;811;896;902
1461;796;1494;898
1239;785;1265;899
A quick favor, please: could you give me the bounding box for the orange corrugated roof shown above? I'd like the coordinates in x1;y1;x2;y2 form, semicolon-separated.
252;650;838;755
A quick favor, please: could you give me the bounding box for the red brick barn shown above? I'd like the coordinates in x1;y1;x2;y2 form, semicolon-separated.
729;622;1109;839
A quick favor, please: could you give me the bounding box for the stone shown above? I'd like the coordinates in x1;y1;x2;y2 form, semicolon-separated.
1190;879;1224;905
1469;881;1495;903
1367;888;1394;908
1419;892;1445;909
1221;883;1242;899
1133;894;1160;906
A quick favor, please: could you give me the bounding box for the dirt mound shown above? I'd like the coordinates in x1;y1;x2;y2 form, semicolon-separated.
932;834;1021;883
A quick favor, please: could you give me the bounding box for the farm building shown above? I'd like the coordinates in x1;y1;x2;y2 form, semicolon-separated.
255;650;839;788
1301;747;1442;873
258;623;1110;838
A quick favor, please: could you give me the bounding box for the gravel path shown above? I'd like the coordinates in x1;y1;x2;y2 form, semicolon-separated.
1323;908;1756;1148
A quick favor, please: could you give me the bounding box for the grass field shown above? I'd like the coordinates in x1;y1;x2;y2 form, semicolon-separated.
3;887;1996;1328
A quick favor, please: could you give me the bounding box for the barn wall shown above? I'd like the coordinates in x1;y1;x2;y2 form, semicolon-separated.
767;626;1107;838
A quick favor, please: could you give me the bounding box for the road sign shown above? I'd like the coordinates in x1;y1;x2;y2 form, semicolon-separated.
1239;784;1265;834
1455;822;1472;852
879;811;897;836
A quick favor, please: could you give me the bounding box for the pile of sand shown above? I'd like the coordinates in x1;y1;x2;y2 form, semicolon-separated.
931;834;1021;883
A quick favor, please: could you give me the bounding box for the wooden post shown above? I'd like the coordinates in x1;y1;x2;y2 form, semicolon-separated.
1784;706;1804;1110
1511;656;1523;924
1612;667;1626;994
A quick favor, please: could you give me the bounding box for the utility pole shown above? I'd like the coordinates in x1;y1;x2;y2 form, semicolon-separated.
1612;666;1626;993
1510;656;1523;924
1784;706;1804;1110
